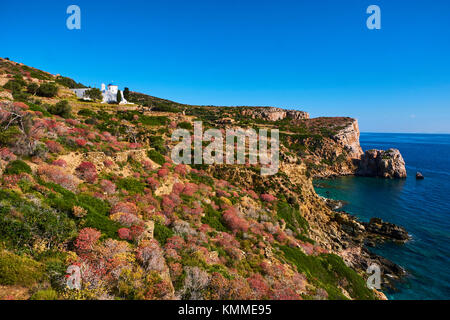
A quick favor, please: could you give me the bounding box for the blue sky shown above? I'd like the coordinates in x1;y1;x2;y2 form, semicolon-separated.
1;0;449;133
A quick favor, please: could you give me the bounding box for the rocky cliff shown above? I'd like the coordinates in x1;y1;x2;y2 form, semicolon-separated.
331;119;364;159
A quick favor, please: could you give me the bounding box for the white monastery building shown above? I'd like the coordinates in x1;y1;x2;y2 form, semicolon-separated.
71;83;128;104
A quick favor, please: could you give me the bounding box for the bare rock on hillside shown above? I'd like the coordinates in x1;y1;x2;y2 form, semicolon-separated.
241;107;309;122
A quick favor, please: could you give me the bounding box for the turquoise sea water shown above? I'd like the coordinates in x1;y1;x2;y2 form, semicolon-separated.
314;133;450;300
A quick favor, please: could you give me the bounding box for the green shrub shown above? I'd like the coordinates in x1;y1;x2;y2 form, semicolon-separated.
3;79;25;93
78;108;96;117
31;289;59;300
139;115;169;126
154;223;174;246
147;149;166;166
47;100;71;118
26;83;39;95
277;201;309;236
84;88;102;101
4;160;32;175
201;204;227;232
0;250;43;287
116;177;146;194
55;76;85;89
177;121;193;130
0;126;21;146
279;245;375;300
37;83;58;97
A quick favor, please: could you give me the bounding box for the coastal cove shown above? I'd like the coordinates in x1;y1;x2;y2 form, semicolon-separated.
314;133;450;299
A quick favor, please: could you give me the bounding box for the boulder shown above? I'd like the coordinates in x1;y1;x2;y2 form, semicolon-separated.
416;172;424;180
357;148;407;179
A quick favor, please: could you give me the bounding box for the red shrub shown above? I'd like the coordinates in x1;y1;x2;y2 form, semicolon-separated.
74;228;101;253
118;228;132;240
103;159;114;168
261;193;277;202
37;164;78;191
111;202;138;215
247;274;270;299
12;102;29;110
52;159;67;167
75;138;87;147
172;182;184;195
222;207;249;233
146;177;160;190
75;161;98;183
157;168;169;178
0;148;16;161
174;164;187;176
45;140;63;153
182;183;198;196
100;179;116;194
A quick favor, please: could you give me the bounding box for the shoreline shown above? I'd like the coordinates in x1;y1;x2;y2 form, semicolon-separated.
313;176;410;296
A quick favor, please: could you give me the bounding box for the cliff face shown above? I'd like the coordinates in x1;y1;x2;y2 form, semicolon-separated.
332;119;364;160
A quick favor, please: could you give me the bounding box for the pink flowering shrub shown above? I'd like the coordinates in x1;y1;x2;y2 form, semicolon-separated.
100;179;116;194
146;177;160;190
37;164;79;191
182;183;198;196
111;202;138;215
45;140;63;154
103;159;114;168
157;168;169;178
75;138;88;147
0;148;16;161
247;274;270;299
74;228;101;254
222;207;249;233
136;240;166;272
174;164;187;176
118;228;132;240
52;159;67;167
260;193;277;202
75;161;98;183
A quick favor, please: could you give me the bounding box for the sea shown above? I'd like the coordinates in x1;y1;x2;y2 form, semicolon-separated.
314;133;450;300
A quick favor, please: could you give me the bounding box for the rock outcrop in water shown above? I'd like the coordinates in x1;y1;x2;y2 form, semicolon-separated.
357;149;407;179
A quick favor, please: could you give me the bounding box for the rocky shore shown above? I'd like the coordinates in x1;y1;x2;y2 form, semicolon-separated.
323;198;409;291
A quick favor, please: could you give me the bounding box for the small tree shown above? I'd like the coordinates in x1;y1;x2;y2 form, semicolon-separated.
116;89;122;103
123;87;130;100
47;100;72;118
37;83;58;97
84;88;102;101
27;83;39;95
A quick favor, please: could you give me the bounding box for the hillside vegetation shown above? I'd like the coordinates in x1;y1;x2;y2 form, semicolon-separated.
0;58;377;300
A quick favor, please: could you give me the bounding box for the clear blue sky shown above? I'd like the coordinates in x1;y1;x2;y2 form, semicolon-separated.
1;0;449;133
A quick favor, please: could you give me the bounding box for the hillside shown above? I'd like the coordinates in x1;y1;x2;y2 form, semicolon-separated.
0;57;395;300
